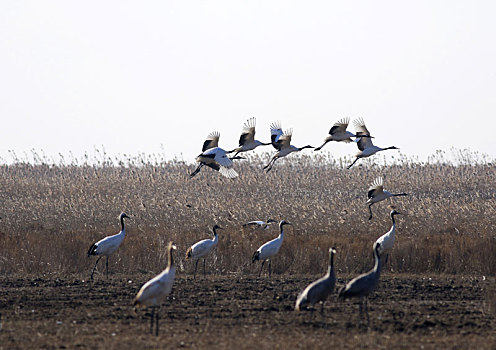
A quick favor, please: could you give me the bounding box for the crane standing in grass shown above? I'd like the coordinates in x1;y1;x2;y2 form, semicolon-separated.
347;118;399;169
228;117;271;157
252;220;292;277
133;242;177;336
375;207;402;265
185;225;222;279
339;242;382;326
264;122;314;172
366;177;408;220
295;247;337;317
87;212;130;281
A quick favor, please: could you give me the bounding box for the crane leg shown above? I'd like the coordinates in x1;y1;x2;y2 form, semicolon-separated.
203;259;206;278
90;256;102;281
149;306;155;334
258;260;265;277
364;298;370;327
368;204;374;220
347;157;359;169
320;302;325;316
268;260;272;278
190;163;203;178
194;260;199;280
106;257;109;278
155;308;160;336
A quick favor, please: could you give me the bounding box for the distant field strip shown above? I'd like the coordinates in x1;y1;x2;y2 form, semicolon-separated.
0;152;495;276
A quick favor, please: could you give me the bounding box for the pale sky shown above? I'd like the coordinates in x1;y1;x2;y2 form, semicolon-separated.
1;1;495;164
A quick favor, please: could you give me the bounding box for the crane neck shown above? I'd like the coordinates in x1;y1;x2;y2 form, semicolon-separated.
373;246;382;277
120;216;126;233
212;226;220;243
327;251;335;276
168;245;174;268
390;213;396;227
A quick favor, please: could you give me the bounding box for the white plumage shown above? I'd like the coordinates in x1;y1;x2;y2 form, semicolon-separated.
190;132;243;179
134;241;177;336
347;118;399;168
264;122;314;172
252;220;292;277
242;218;277;230
87;212;130;280
366;177;408;220
375;208;402;257
185;224;222;278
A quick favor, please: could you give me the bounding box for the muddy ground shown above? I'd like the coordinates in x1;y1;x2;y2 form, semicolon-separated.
0;272;495;349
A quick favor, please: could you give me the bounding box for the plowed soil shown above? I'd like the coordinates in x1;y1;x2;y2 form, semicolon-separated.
1;273;495;349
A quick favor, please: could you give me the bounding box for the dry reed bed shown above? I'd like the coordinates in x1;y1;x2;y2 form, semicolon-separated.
0;152;495;277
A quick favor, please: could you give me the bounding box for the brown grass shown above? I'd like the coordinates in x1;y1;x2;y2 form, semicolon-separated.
0;149;495;279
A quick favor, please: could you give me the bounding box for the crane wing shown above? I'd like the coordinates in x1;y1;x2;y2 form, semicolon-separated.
353;118;373;151
202;131;220;152
329;117;350;135
277;128;293;149
270;121;284;149
367;177;384;198
239;117;256;145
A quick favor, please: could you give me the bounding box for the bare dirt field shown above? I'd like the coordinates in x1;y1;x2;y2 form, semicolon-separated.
1;273;494;349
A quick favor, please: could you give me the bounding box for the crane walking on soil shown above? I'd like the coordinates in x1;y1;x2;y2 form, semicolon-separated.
295;247;337;317
339;242;382;326
252;220;292;277
87;212;130;281
186;225;222;279
133;242;177;336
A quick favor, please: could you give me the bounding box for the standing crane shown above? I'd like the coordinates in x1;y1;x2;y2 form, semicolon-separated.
190;131;244;179
264;122;314;172
252;220;292;277
375;208;402;264
338;242;382;326
133;242;177;336
347;118;398;168
185;224;222;279
87;212;130;281
295;247;337;317
228;117;271;156
366;177;408;220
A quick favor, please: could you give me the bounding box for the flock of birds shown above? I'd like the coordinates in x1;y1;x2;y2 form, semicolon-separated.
87;117;408;335
190;116;399;178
